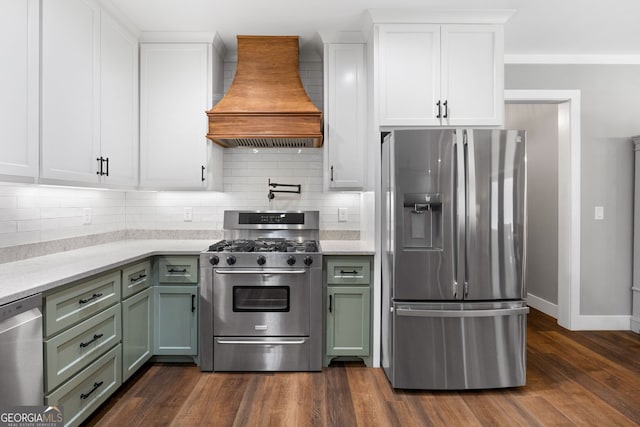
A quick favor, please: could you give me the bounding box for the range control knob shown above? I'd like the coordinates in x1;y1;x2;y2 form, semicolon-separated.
304;256;313;266
226;255;236;266
209;255;219;266
287;256;296;266
256;255;266;266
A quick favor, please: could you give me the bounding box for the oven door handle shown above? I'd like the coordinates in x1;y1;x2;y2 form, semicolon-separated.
215;339;307;345
213;269;307;275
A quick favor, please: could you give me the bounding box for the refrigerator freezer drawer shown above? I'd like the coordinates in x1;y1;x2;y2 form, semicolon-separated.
391;302;528;390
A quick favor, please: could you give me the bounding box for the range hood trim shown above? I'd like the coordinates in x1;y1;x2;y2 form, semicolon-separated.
206;36;323;148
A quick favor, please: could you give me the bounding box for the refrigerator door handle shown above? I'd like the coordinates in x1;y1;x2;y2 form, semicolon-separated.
453;131;466;299
396;307;529;318
464;130;477;299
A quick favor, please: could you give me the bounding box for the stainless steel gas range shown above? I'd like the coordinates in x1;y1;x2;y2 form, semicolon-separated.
199;210;322;372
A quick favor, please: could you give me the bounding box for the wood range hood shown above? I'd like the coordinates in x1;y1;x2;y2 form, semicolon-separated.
206;36;323;148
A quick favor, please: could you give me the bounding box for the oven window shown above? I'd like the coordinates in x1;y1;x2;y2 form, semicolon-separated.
232;286;290;312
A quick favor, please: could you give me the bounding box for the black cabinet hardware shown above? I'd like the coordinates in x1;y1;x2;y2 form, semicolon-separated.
340;270;358;275
130;274;147;282
191;295;196;313
168;267;187;274
330;165;334;182
79;333;104;348
329;295;333;313
80;381;104;400
201;165;206;182
96;157;109;176
79;293;103;305
443;100;448;119
436;100;442;119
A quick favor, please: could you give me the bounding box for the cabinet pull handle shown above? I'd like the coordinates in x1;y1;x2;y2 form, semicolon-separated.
329;295;333;313
443;100;448;119
96;157;103;175
80;381;104;400
79;293;103;304
340;270;358;275
168;267;187;274
330;165;334;182
201;165;206;182
191;295;196;313
436;100;442;119
79;333;104;348
130;273;147;282
104;157;109;176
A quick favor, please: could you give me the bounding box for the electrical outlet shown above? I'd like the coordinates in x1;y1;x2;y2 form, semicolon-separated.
338;207;348;222
82;208;92;225
184;207;193;222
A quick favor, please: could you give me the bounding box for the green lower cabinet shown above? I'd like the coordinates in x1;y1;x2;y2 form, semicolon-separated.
45;344;122;427
153;285;198;355
121;287;153;381
326;285;371;366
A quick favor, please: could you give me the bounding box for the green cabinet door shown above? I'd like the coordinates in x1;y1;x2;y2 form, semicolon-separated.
122;287;153;381
153;286;198;355
326;285;370;358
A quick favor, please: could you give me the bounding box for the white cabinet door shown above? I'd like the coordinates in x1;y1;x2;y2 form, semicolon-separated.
139;44;211;189
0;0;38;179
377;24;441;126
325;44;367;190
41;0;101;184
441;25;503;126
376;23;504;127
99;11;138;187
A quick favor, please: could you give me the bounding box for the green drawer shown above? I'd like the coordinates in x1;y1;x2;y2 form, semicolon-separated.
121;260;152;298
44;270;121;337
326;257;371;285
46;344;122;427
44;304;121;392
157;256;198;284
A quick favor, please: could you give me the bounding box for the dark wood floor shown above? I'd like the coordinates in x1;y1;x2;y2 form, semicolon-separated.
85;309;640;426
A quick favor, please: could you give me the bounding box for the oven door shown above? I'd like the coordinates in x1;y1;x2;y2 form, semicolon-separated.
213;268;310;336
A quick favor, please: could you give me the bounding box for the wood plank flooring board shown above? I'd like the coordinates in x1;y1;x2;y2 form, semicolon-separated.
85;309;640;427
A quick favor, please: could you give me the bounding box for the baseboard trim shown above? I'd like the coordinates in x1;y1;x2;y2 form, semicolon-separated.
526;293;558;318
629;316;640;334
573;315;632;331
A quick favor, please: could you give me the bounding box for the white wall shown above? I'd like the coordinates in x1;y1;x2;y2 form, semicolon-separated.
506;64;639;316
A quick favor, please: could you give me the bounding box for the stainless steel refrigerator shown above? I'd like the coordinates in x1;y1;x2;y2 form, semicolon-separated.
381;129;529;390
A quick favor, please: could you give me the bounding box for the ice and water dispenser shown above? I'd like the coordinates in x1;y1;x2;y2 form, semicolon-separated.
402;193;442;250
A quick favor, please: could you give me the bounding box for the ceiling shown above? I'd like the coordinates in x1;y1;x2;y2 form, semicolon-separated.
106;0;640;58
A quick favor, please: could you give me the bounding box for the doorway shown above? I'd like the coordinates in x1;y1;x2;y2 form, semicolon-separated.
505;90;581;330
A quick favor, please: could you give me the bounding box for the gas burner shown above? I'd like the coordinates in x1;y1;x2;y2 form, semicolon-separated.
207;238;319;254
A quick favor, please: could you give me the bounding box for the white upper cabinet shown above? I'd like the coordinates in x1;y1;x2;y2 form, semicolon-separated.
139;42;223;190
377;23;504;127
41;0;138;187
0;0;39;180
378;25;441;126
324;43;367;190
99;11;139;187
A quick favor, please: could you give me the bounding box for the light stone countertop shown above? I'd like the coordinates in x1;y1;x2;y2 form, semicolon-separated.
0;239;375;306
319;240;375;256
0;240;210;306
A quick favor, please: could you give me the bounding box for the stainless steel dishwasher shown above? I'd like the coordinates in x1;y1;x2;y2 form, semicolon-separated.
0;294;43;405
